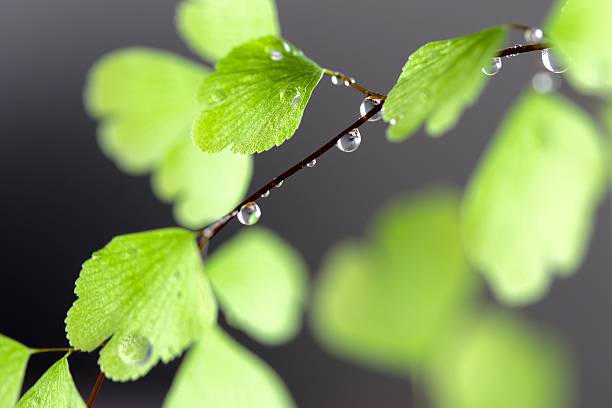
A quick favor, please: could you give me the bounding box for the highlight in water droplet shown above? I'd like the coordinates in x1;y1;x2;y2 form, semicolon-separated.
270;50;283;61
261;190;270;198
344;77;356;87
238;202;261;226
531;71;561;94
283;42;291;53
306;159;317;168
360;97;384;122
541;49;568;74
481;57;502;76
118;334;152;367
331;74;343;86
337;129;362;153
524;27;544;43
390;118;397;126
276;180;284;188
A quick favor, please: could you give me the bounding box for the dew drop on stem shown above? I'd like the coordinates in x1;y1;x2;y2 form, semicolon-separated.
238;202;261;226
532;71;561;93
306;159;317;168
360;97;384;122
524;27;544;43
541;49;568;74
481;57;502;76
261;190;270;198
337;129;362;153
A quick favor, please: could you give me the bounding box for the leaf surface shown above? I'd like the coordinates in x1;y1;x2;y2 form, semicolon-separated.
0;335;31;407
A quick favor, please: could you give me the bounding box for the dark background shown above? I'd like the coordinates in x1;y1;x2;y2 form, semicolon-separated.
1;0;611;406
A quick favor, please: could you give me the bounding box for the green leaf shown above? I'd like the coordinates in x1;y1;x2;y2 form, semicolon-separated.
384;26;507;141
86;48;208;174
16;356;85;408
462;92;605;305
86;48;253;228
177;0;280;62
164;327;295;408
0;335;31;407
152;137;253;229
427;310;574;408
312;189;478;375
546;0;612;95
65;228;217;381
193;36;324;154
206;227;307;344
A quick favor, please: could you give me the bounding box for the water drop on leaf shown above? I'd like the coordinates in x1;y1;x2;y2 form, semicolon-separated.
481;57;502;76
360;97;384;122
337;129;362;153
291;92;301;108
238;202;261;226
118;334;152;367
270;50;283;61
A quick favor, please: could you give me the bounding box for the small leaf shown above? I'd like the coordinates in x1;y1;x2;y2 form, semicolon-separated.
546;0;612;95
206;227;307;344
86;48;208;174
65;228;217;381
164;327;295;408
17;356;85;408
193;36;324;154
0;334;31;407
384;26;507;141
176;0;280;62
152;137;253;229
312;189;477;375
427;310;574;408
462;92;605;305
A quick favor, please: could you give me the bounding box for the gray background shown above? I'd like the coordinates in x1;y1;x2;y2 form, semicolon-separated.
1;0;611;406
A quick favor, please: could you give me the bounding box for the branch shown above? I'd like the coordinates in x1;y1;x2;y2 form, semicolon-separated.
86;371;106;408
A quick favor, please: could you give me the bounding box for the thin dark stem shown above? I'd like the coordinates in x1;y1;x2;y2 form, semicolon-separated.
31;347;75;354
508;22;533;32
197;39;552;247
86;371;105;408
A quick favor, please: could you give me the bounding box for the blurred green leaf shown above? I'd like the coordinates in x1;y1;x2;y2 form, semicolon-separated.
312;189;478;375
177;0;280;62
164;327;295;408
463;92;605;305
428;310;574;408
546;0;612;95
193;36;324;154
86;48;253;228
206;227;307;344
384;26;506;141
16;356;85;408
65;228;217;381
0;335;31;407
152;137;253;229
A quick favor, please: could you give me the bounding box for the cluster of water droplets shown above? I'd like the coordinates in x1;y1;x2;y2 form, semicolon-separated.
337;129;362;153
480;27;568;77
237;202;261;226
118;333;153;367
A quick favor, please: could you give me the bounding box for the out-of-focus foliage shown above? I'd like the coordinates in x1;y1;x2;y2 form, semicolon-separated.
463;92;605;305
206;227;308;345
0;335;31;407
65;229;217;381
164;327;295;408
428;310;574;408
177;0;280;62
16;357;85;408
85;49;252;228
312;189;478;374
193;37;324;154
546;0;612;95
384;26;506;140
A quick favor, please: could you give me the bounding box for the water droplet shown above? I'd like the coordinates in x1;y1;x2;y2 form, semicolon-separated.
390;118;397;126
276;180;284;188
118;334;152;367
261;190;270;198
524;27;544;43
292;49;303;57
291;92;301;108
331;74;343;86
344;77;356;87
481;57;502;76
532;71;561;93
283;42;291;53
541;49;568;73
237;202;261;226
270;50;283;61
337;129;362;153
306;159;317;168
359;97;384;122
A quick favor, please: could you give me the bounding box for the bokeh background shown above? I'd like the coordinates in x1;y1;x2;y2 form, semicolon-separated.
1;0;610;406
